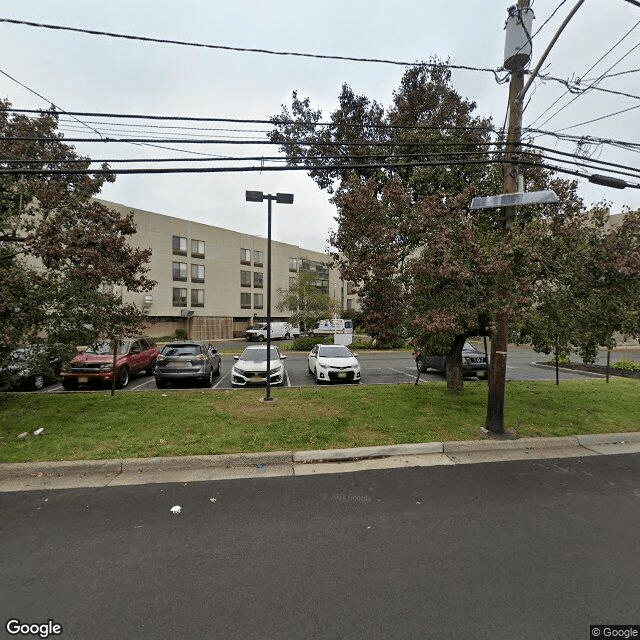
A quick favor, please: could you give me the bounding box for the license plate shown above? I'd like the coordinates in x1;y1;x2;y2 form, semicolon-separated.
78;377;89;383
170;361;188;368
338;372;347;379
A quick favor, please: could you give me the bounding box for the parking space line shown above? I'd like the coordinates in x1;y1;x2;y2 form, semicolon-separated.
387;367;429;384
286;370;291;387
213;371;229;389
130;378;155;391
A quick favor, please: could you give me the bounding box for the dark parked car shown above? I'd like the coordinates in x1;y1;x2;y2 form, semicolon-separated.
0;346;63;391
415;342;488;378
154;341;221;388
60;337;158;390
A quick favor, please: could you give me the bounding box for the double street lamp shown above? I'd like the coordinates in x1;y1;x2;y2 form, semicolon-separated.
245;190;294;402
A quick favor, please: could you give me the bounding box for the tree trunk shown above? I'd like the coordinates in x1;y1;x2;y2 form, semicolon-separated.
445;334;466;392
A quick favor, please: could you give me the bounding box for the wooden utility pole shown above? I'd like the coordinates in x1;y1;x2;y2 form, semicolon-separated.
485;0;529;433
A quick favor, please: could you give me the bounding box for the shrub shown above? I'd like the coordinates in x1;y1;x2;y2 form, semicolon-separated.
612;358;640;371
290;336;332;351
175;328;188;340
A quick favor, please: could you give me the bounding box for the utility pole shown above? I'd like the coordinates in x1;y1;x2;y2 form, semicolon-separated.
485;0;531;433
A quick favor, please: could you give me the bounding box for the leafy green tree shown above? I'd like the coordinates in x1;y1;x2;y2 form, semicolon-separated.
0;100;155;373
276;269;333;331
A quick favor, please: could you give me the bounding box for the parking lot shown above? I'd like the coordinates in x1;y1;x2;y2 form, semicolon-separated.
30;341;619;393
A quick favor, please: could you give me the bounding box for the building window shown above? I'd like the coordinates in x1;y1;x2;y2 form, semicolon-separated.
241;270;251;287
347;298;354;310
241;248;251;265
253;272;263;288
240;292;251;309
172;262;187;281
172;236;187;256
253;293;263;309
253;250;263;267
191;289;205;308
191;264;205;283
289;276;297;288
191;239;205;258
347;281;356;295
172;288;187;307
289;257;298;272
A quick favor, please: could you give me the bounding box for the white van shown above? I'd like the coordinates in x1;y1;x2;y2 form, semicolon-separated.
245;322;299;341
312;319;354;335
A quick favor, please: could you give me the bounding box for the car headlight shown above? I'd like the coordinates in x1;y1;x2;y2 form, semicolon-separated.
232;366;246;376
317;361;328;369
462;357;470;365
18;369;30;377
99;363;114;371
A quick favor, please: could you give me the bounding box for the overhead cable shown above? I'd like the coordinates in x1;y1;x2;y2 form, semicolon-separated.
0;18;638;101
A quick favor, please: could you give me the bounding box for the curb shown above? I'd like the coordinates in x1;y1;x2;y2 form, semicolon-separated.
529;362;605;378
2;432;639;482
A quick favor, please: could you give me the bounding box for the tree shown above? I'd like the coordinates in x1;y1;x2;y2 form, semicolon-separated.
513;202;640;367
0;100;155;374
276;270;333;331
270;62;499;388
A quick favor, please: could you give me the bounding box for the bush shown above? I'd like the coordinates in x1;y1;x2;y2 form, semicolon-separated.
290;336;332;351
175;328;188;340
612;358;640;371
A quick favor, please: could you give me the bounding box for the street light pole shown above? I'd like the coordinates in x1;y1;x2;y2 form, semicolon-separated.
245;190;294;402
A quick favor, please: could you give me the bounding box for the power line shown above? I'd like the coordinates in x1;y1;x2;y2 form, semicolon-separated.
556;102;640;131
0;17;503;78
1;18;639;102
529;19;640;127
3;107;496;132
0;158;637;189
3;142;637;177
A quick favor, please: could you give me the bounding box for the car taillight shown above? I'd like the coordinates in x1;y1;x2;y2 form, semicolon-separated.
197;354;206;360
157;355;166;363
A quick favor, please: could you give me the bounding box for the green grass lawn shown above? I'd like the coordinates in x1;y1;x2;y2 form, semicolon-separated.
1;378;638;463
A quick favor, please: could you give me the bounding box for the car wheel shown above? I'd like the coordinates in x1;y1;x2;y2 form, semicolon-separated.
416;355;427;373
214;360;221;376
155;379;168;389
284;332;291;340
62;379;78;391
258;335;265;342
202;368;214;388
117;366;130;388
147;357;157;375
32;375;45;391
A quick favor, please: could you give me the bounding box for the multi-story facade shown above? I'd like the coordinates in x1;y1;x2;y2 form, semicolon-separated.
97;199;358;339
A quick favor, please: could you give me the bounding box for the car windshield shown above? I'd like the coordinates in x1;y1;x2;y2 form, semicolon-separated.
250;324;267;330
240;348;279;362
463;342;477;351
85;341;129;356
162;344;201;356
318;346;353;358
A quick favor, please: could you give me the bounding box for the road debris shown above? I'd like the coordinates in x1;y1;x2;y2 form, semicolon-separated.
170;505;182;514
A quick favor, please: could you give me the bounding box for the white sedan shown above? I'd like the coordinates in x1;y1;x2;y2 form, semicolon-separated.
231;345;287;387
308;344;361;384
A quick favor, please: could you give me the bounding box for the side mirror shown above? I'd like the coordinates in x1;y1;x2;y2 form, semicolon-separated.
280;355;287;359
233;356;239;360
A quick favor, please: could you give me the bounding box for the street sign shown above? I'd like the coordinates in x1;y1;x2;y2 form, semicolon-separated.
470;190;559;210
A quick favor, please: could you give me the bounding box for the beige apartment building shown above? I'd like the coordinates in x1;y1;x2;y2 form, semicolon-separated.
97;200;358;340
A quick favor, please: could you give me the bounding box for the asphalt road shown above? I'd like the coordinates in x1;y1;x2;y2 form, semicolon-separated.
35;344;621;393
2;453;639;639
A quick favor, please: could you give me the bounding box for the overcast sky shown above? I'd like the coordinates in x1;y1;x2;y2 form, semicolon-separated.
2;1;639;252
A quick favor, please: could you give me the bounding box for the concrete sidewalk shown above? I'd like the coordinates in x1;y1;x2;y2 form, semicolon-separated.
2;431;640;492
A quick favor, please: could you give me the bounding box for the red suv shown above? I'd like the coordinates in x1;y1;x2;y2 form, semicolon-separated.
60;337;158;390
